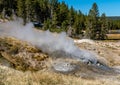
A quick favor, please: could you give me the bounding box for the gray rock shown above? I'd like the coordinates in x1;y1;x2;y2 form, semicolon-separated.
52;61;77;73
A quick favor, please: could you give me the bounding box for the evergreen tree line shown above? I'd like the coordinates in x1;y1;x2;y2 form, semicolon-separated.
0;0;119;40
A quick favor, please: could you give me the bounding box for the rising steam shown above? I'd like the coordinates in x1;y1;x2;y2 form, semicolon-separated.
0;19;98;63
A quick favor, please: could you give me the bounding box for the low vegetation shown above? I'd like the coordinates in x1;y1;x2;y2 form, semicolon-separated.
0;65;120;85
106;34;120;40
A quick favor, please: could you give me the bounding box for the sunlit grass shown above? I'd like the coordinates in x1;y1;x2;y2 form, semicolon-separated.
0;65;120;85
0;37;120;85
106;34;120;40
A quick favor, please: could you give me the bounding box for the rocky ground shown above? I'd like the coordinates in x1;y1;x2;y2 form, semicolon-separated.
0;37;120;85
75;39;120;67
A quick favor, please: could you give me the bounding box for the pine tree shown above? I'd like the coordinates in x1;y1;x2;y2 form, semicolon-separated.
44;19;52;30
25;0;35;22
61;20;68;32
49;0;59;20
17;0;27;24
58;1;69;26
36;0;50;22
0;0;4;18
68;6;75;27
52;12;58;27
87;2;100;39
74;11;82;35
91;3;99;19
100;13;108;39
0;0;4;13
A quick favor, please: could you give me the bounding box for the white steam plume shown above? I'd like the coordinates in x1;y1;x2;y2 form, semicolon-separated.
74;39;95;44
0;19;98;63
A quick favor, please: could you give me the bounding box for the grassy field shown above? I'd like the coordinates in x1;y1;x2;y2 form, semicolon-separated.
0;65;120;85
106;34;120;40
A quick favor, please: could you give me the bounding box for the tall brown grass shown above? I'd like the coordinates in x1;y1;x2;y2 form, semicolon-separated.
106;34;120;40
0;65;120;85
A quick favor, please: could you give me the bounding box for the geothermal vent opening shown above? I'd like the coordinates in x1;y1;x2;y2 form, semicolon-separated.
0;19;113;73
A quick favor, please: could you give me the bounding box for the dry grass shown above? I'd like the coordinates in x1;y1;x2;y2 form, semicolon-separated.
0;37;120;85
0;37;49;71
106;34;120;40
0;65;120;85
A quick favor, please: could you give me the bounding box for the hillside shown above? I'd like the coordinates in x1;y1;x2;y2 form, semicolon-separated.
0;37;120;85
0;37;49;71
107;16;120;20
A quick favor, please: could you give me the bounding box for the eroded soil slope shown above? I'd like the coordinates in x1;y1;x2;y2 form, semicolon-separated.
0;37;49;71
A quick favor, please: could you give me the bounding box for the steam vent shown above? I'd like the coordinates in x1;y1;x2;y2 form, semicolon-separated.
0;21;120;85
0;36;119;77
